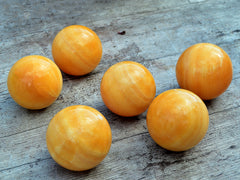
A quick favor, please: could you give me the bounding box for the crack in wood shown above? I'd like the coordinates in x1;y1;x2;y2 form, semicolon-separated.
0;124;48;139
112;132;149;144
0;157;52;173
209;105;240;116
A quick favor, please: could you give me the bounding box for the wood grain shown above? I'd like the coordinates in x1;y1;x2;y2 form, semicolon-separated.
0;0;240;179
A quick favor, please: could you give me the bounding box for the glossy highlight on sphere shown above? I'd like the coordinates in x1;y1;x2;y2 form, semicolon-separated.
176;43;233;100
52;25;102;76
101;61;156;117
147;89;209;151
7;55;63;109
46;105;112;171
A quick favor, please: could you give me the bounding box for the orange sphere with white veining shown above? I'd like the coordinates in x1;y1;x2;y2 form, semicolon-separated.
101;61;156;117
52;25;102;76
7;55;62;109
176;43;233;100
46;105;112;171
147;89;209;151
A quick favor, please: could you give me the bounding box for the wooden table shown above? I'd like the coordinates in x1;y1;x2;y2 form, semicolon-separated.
1;0;240;179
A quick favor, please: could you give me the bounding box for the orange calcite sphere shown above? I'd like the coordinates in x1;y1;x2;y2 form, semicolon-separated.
176;43;233;100
52;25;102;76
46;105;112;171
147;89;209;151
101;61;156;117
7;55;62;109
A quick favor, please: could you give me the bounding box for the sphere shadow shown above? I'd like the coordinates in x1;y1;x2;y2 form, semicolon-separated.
55;163;96;177
203;98;218;109
61;69;101;82
99;104;146;127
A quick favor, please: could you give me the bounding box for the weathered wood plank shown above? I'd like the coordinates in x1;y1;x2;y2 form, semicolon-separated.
1;105;240;179
0;0;240;179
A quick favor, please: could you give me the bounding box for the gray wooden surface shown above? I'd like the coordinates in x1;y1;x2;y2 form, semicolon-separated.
0;0;240;179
